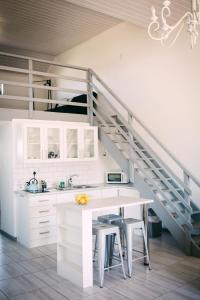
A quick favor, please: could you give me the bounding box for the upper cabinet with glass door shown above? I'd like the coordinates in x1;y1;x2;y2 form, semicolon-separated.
64;127;79;161
44;126;62;161
23;121;98;163
24;125;43;162
81;127;98;160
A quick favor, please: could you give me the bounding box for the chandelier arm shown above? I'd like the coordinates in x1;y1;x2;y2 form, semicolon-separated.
166;12;193;32
148;12;194;41
161;22;185;48
148;22;162;41
147;0;200;48
161;5;171;28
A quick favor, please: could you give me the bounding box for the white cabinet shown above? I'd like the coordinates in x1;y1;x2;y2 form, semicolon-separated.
24;124;62;162
23;121;98;163
64;127;79;160
17;193;57;248
45;126;62;161
64;126;98;161
82;127;98;160
24;124;43;162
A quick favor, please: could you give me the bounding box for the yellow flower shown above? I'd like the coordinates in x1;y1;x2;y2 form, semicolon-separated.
75;194;90;205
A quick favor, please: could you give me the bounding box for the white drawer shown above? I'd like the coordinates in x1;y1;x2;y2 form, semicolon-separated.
30;205;56;218
29;195;56;207
30;215;56;229
30;226;57;241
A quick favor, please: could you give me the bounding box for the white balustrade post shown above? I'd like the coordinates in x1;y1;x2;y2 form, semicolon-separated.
183;172;190;204
28;59;33;118
87;69;93;125
183;169;192;257
128;113;134;182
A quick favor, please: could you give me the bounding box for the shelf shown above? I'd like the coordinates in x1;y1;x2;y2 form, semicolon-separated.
58;224;81;232
58;241;82;254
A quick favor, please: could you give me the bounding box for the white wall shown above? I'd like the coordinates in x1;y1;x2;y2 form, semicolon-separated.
54;22;200;201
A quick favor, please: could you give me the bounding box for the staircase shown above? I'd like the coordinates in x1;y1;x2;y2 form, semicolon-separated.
88;70;200;257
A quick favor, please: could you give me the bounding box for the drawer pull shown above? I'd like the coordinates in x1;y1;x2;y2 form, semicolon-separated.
39;199;49;202
39;220;50;224
39;210;49;213
40;231;50;235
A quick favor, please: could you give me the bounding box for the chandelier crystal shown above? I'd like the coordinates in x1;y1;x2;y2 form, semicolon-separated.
148;0;200;48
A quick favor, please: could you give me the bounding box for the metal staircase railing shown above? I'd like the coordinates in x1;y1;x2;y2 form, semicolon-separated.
87;69;200;256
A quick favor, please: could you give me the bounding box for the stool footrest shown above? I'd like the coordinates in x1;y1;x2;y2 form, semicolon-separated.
104;263;124;271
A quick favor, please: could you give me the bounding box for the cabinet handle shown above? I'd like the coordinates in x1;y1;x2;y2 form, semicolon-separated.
39;200;49;202
39;220;50;224
39;231;50;235
39;210;49;213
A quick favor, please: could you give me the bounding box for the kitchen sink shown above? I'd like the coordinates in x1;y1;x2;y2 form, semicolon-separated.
57;185;97;191
72;185;97;189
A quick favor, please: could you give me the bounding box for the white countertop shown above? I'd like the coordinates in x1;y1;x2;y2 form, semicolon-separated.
16;183;136;196
55;196;153;212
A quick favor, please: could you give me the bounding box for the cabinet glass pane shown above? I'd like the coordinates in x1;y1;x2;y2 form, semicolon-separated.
47;128;60;159
26;127;41;160
66;129;78;158
83;129;94;158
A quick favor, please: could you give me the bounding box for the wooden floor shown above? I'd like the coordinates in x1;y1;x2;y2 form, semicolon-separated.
0;231;199;299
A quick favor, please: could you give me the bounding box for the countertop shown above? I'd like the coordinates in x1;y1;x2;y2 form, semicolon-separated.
55;196;153;212
16;183;136;196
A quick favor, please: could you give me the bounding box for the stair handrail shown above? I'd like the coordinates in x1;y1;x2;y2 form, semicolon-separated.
90;69;200;189
0;51;89;71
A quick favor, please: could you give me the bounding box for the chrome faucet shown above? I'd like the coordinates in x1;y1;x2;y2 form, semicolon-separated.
67;174;79;188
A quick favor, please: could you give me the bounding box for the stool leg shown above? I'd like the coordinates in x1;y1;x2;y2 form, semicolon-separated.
116;231;126;280
109;234;116;267
124;225;133;278
98;233;106;288
141;223;152;270
93;235;98;261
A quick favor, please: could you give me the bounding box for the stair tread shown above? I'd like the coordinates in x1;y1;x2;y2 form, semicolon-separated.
192;221;200;229
192;235;200;244
192;210;200;215
112;140;129;144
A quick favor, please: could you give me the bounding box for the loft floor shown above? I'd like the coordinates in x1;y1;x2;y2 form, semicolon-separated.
0;232;199;299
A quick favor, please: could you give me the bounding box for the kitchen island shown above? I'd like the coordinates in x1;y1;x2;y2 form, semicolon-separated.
55;196;153;288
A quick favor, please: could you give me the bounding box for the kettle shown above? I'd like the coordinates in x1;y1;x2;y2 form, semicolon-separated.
26;171;38;192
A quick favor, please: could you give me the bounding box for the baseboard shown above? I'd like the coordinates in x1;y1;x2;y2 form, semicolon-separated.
0;229;17;241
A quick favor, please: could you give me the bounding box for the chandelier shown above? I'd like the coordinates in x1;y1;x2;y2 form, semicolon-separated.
148;0;200;48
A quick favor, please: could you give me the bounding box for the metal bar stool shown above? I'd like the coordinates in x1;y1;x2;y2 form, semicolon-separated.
116;218;151;277
92;223;126;288
97;214;123;267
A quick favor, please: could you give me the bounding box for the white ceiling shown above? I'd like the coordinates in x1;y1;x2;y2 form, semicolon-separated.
0;0;120;57
0;0;191;58
66;0;191;28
